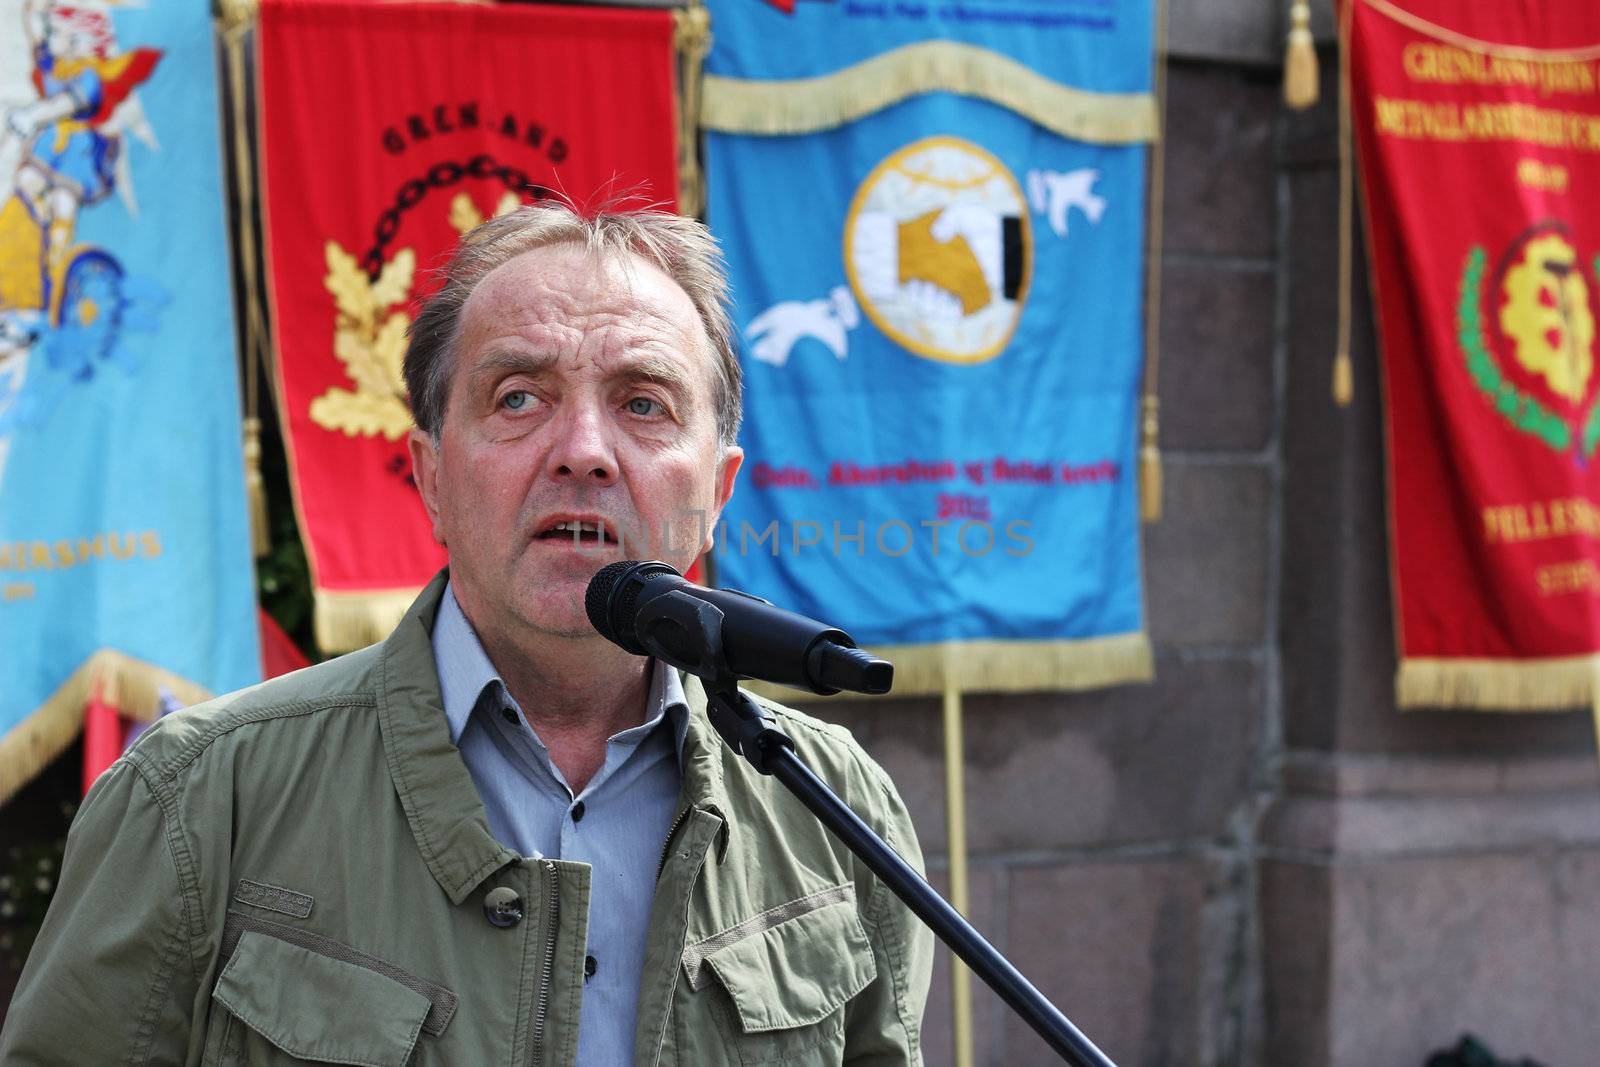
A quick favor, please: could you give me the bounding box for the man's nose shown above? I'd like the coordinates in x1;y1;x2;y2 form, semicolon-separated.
546;399;617;483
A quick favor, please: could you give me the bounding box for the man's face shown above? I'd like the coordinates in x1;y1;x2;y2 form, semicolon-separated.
409;242;742;641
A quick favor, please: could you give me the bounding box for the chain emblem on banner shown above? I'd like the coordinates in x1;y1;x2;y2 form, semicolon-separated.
310;156;543;442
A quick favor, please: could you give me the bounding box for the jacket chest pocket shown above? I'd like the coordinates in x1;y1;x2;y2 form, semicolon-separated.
204;915;456;1067
681;886;878;1066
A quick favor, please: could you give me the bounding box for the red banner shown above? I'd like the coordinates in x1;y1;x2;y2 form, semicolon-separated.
1349;0;1600;707
258;0;679;651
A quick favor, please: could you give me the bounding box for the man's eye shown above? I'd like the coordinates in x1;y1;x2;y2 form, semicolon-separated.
627;397;662;416
502;390;532;411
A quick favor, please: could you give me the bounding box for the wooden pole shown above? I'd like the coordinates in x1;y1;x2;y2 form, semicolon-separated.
944;684;974;1067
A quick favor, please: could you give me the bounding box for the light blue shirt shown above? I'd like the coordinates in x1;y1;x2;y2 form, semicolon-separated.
431;583;687;1066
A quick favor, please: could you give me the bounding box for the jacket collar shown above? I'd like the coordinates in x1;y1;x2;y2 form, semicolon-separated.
678;674;729;810
678;674;735;860
376;570;736;903
376;570;518;905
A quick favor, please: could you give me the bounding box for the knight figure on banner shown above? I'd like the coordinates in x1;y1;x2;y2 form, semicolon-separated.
0;0;165;492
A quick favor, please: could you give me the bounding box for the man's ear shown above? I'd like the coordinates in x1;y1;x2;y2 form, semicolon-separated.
407;428;446;546
701;445;744;555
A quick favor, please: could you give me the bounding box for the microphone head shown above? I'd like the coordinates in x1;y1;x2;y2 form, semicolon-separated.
585;560;679;654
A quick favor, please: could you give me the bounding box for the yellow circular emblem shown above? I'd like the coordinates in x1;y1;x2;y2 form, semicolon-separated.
1498;231;1596;405
843;137;1031;364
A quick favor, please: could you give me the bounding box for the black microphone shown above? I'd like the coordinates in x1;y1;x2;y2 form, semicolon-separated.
585;560;893;695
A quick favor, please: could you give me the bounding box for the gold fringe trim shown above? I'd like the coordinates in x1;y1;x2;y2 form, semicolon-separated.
1397;656;1600;711
702;41;1160;143
0;651;213;805
749;632;1153;702
313;586;423;654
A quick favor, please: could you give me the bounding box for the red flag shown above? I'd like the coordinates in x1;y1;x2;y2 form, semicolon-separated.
258;0;680;652
1348;0;1600;706
259;607;311;679
81;683;123;797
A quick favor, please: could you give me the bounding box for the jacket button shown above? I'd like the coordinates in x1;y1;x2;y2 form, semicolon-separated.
483;886;523;928
571;801;586;823
584;954;597;978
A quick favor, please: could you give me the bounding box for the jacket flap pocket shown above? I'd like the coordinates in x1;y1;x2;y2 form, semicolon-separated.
701;895;878;1033
213;930;431;1067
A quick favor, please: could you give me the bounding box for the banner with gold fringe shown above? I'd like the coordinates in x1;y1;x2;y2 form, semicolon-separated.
704;0;1156;697
257;0;680;653
0;0;261;804
1345;0;1600;709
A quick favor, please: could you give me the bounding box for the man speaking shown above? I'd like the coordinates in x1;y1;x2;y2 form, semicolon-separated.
0;204;933;1065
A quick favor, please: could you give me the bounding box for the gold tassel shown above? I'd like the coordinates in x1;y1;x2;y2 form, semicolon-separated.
1283;1;1320;110
1140;0;1168;524
1139;396;1162;523
243;416;270;557
673;4;712;217
1332;0;1353;407
1332;348;1353;406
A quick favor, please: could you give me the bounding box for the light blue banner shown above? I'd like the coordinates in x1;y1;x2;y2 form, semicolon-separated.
0;0;259;745
705;0;1151;663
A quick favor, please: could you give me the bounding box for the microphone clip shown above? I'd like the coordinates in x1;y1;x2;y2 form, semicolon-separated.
634;588;729;683
702;682;795;776
631;587;795;773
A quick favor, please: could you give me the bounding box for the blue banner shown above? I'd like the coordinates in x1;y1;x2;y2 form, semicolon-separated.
0;0;258;792
704;0;1155;692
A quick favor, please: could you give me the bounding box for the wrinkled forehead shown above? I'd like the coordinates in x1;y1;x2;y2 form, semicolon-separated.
459;242;708;358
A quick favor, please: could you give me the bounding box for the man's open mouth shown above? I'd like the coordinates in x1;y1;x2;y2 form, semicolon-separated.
535;519;620;545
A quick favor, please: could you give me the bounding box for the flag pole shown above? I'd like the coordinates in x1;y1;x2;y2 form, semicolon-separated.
944;682;974;1067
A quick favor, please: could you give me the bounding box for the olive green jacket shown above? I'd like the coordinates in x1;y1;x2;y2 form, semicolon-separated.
0;574;932;1066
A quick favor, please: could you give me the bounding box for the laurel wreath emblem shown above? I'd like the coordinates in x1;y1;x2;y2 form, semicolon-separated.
1456;246;1600;458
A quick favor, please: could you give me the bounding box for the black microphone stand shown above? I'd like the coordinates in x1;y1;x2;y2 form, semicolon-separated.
700;678;1117;1067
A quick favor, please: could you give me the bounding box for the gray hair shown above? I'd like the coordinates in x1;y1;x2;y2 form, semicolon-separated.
405;201;742;446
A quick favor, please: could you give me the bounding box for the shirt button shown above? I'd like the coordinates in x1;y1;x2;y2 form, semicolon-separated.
584;954;597;978
500;707;519;727
571;801;586;823
483;886;523;928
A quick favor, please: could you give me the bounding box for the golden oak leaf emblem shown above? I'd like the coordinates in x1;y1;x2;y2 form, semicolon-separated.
448;190;522;236
309;241;416;441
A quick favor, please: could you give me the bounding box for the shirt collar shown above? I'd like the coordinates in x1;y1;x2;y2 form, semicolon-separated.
432;582;689;761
